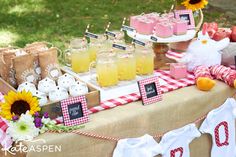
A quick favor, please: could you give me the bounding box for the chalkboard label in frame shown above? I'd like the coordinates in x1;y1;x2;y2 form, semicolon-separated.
144;83;158;98
121;25;135;32
132;39;146;47
60;95;89;126
68;102;83;120
150;36;158;42
112;44;126;50
105;31;116;37
137;76;162;105
85;32;98;39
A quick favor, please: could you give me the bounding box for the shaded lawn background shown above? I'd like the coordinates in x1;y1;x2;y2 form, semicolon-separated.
0;0;234;50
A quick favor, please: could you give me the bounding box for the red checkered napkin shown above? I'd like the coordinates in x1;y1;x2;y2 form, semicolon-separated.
0;93;13;149
0;117;13;149
166;51;186;61
157;70;195;93
89;93;141;114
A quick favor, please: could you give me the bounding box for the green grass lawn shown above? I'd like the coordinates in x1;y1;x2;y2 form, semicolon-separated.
0;0;173;49
0;0;232;50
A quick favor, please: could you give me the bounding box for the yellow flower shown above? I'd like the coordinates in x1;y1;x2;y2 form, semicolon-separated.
0;90;41;120
182;0;208;11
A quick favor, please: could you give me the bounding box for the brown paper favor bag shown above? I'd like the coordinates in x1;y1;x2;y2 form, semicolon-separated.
24;42;49;82
39;47;62;80
24;42;48;52
0;50;5;78
0;49;18;88
11;48;27;57
0;47;13;54
13;54;37;85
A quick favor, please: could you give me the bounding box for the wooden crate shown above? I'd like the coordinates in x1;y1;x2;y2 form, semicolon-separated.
0;69;100;119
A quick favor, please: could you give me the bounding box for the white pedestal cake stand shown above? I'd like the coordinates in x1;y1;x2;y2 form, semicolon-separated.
126;29;196;43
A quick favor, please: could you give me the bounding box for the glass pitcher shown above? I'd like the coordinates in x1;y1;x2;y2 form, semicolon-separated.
107;30;125;41
65;38;90;73
117;45;136;81
90;51;118;87
135;46;154;75
88;35;107;62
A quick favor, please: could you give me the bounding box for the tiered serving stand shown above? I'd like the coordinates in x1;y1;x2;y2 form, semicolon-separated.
126;9;203;69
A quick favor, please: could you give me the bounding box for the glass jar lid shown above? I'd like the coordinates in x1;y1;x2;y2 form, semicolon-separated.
90;34;107;43
70;38;87;49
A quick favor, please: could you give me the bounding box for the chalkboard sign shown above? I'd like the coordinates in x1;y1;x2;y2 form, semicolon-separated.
174;10;195;29
85;32;98;39
68;102;83;120
150;36;158;42
121;25;135;32
112;44;126;50
105;31;116;37
138;76;162;105
60;96;89;126
180;14;191;25
132;39;145;46
144;83;158;98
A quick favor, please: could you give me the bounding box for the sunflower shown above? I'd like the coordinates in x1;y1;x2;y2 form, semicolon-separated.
0;90;41;120
181;0;208;11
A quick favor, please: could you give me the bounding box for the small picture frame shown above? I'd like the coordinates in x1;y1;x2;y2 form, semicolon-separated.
175;10;195;29
137;76;162;105
61;96;89;126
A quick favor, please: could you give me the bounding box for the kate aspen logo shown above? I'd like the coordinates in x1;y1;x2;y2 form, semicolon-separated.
1;139;62;156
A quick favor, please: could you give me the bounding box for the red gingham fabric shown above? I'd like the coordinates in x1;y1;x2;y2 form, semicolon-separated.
0;118;8;132
165;51;186;61
170;147;183;157
0;93;13;149
0;119;13;149
0;93;7;134
214;121;229;147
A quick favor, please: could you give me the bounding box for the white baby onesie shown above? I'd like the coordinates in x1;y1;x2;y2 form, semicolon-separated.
160;123;201;157
199;98;236;157
113;134;162;157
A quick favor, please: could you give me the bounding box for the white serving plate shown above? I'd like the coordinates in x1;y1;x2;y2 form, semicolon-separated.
126;29;196;43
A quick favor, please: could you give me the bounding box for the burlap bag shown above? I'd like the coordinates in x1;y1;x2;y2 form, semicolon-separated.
13;53;37;85
0;48;7;78
24;42;49;82
38;47;62;80
0;49;17;88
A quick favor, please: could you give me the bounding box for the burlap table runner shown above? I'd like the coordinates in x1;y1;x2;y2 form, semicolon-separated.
1;81;235;157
